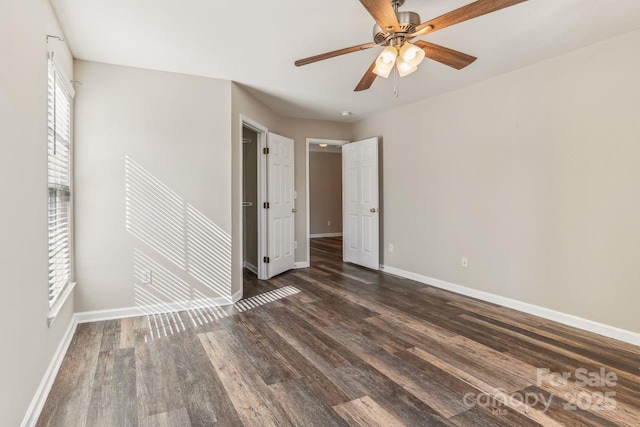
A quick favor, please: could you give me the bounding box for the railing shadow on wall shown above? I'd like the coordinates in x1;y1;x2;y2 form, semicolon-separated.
124;156;302;341
125;156;233;339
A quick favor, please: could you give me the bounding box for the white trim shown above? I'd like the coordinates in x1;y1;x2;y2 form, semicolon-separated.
47;58;76;323
243;261;258;275
75;307;142;324
310;232;343;239
294;262;309;269
47;281;76;327
21;315;78;427
381;265;640;347
306;138;349;268
75;290;244;324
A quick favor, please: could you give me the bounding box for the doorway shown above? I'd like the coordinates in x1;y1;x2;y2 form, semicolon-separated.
242;127;259;276
305;138;348;266
240;116;295;282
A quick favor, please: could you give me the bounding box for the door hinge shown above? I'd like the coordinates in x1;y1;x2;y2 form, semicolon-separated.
263;256;270;264
263;202;270;209
263;147;269;155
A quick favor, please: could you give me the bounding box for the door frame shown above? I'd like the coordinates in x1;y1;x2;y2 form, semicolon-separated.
305;138;350;266
240;115;268;280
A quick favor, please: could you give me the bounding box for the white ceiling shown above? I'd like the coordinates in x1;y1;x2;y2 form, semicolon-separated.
51;0;640;122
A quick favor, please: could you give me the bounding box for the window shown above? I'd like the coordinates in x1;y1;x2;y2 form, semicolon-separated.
47;57;74;312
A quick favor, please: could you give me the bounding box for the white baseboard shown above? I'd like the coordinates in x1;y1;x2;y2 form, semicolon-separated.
243;261;258;275
294;261;309;269
22;287;244;425
21;315;78;427
75;289;244;324
381;265;640;347
310;232;343;239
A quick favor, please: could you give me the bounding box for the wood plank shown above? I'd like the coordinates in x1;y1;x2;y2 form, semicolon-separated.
326;325;471;419
135;338;185;421
119;317;136;349
269;378;348;426
333;364;455;426
333;396;404;427
139;408;191;427
198;330;293;426
36;322;104;427
169;331;242;426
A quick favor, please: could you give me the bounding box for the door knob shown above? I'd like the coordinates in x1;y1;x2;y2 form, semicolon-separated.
370;208;377;213
292;208;297;213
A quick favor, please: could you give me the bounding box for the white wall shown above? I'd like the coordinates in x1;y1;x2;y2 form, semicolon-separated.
0;0;76;425
352;29;640;334
74;60;233;312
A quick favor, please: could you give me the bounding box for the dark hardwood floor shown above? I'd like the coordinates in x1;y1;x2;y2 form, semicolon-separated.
37;237;640;426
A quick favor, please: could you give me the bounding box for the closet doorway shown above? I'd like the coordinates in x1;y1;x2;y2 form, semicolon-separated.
242;126;260;276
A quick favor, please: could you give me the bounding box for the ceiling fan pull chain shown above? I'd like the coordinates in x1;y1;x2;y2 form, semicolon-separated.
394;65;399;97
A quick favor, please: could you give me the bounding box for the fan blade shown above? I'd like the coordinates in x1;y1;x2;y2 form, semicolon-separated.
415;0;527;33
359;0;400;33
354;59;378;92
414;41;477;70
295;42;377;67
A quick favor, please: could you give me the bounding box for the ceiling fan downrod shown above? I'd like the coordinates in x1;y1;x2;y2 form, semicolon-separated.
373;0;421;48
391;0;405;11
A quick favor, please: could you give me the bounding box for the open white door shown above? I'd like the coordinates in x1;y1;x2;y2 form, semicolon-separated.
266;133;295;278
343;137;380;270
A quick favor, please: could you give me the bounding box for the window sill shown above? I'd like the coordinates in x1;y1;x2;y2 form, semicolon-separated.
48;281;76;327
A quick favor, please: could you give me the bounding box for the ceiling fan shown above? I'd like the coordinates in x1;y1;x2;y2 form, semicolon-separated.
294;0;528;91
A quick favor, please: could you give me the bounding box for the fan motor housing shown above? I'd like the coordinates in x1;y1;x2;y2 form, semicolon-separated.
373;11;421;44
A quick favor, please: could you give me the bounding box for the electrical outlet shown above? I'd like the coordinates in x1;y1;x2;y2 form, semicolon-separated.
388;244;394;253
328;220;331;226
461;257;469;268
142;270;153;284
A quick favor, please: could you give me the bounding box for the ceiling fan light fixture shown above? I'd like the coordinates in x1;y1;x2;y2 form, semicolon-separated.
373;62;393;78
399;42;425;67
373;46;397;78
379;46;398;65
295;0;527;93
396;57;418;77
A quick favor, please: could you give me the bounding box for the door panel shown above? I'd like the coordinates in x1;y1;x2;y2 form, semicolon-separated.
342;137;380;270
267;133;295;278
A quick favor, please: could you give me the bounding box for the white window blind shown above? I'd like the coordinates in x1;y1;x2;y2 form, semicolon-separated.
47;58;74;309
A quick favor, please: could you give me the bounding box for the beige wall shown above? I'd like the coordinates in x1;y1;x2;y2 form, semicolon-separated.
352;29;640;334
309;152;343;235
242;128;258;268
0;0;76;424
74;60;233;311
277;117;352;262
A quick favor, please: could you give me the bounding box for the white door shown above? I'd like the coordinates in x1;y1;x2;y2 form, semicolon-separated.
267;133;295;278
343;137;380;270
